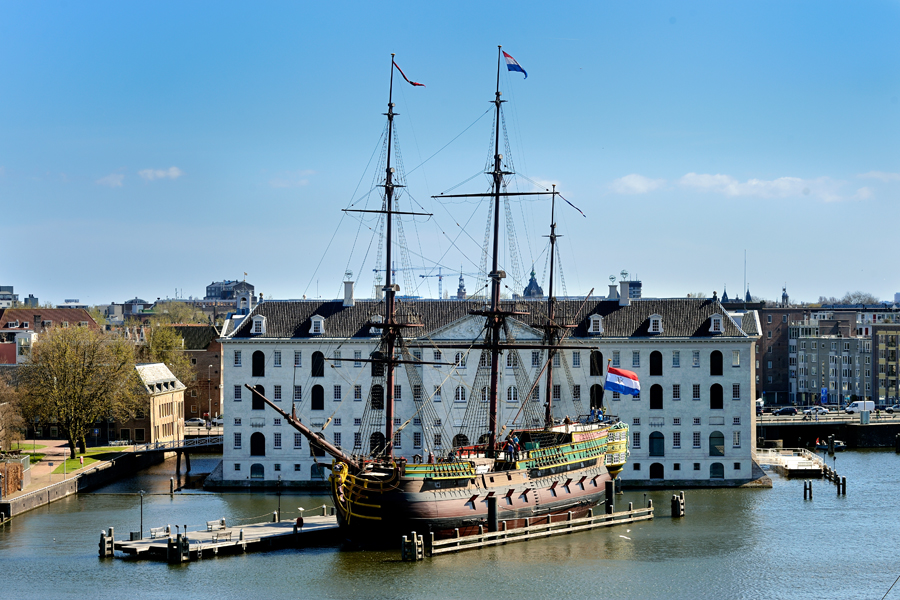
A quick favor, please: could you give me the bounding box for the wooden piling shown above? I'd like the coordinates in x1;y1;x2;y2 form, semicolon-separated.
99;527;114;558
671;491;685;517
841;476;847;495
605;480;614;514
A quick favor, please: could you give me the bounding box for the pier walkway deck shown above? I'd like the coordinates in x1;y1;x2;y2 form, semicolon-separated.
755;448;824;477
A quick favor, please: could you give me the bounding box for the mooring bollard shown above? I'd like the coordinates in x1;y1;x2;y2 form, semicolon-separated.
170;477;174;494
272;511;278;523
647;498;653;509
895;433;900;453
841;476;847;495
628;502;633;512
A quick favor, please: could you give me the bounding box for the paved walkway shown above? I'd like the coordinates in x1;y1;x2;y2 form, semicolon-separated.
6;439;118;500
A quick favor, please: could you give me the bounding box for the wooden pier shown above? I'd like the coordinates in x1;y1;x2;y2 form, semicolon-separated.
404;501;654;559
100;507;339;563
755;447;824;477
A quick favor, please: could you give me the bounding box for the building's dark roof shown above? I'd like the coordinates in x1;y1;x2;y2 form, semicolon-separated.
169;324;219;350
0;308;98;330
229;297;748;340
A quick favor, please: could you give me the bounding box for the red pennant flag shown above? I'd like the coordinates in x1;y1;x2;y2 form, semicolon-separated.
393;60;424;87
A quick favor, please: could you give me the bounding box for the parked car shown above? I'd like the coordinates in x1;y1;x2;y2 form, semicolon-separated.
211;417;224;426
185;417;206;427
773;407;798;416
803;406;829;415
886;404;900;414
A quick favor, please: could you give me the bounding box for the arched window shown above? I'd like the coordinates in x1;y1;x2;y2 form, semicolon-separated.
649;351;663;376
590;351;603;377
250;432;266;456
710;350;723;376
507;353;518;368
311;351;325;377
650;384;663;410
371;351;384;377
369;432;386;454
710;462;725;479
479;352;491;368
452;434;470;447
507;386;518;403
455;386;466;403
709;431;725;456
454;352;466;368
310;432;325;457
649;431;665;456
710;384;723;410
252;351;265;377
252;384;265;410
590;384;603;409
311;385;324;410
250;463;264;479
649;463;664;479
477;433;491;445
371;384;384;409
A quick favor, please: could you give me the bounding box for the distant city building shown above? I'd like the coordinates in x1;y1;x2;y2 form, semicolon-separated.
168;324;223;422
456;273;466;299
522;269;543;298
22;294;39;308
205;280;255;302
55;299;89;309
0;286;19;309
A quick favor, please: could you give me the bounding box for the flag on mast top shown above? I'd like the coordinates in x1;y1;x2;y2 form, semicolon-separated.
502;51;527;79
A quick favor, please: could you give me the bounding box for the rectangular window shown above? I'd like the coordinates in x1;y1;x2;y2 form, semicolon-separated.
354;432;361;449
294;433;302;448
732;350;740;367
294;351;302;367
433;350;442;364
334;432;342;448
693;432;701;448
293;385;302;401
234;432;242;449
394;384;402;400
552;384;561;400
354;351;362;367
354;418;361;426
673;417;681;426
234;418;241;426
694;463;701;471
632;351;640;367
612;351;620;367
413;384;422;401
783;315;788;323
673;432;681;448
692;384;700;400
732;384;740;400
433;385;442;401
553;353;561;367
334;418;341;426
294;464;301;472
235;463;241;471
274;432;282;448
572;351;581;368
733;431;741;447
767;315;772;324
414;432;422;449
507;352;518;368
632;432;641;449
273;385;282;401
573;385;581;401
234;385;242;401
354;385;362;401
393;432;401;448
334;351;341;368
234;351;242;367
613;391;620;400
434;433;443;448
733;417;741;425
692;351;700;367
531;351;541;368
672;351;680;368
633;417;641;425
333;385;342;401
672;384;681;400
274;351;281;367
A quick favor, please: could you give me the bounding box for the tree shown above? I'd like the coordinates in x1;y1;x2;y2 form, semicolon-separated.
686;292;707;298
0;373;23;452
150;301;210;325
136;324;194;387
842;291;879;305
19;326;141;458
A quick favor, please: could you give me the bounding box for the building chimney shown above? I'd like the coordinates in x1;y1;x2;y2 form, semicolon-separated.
608;284;619;300
344;281;355;307
619;281;630;306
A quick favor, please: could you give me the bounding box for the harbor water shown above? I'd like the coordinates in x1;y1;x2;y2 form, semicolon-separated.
2;450;899;600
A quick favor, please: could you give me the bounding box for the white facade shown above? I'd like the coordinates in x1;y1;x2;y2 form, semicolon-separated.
216;298;759;488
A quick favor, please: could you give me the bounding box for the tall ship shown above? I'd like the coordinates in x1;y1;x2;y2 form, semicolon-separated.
255;48;629;541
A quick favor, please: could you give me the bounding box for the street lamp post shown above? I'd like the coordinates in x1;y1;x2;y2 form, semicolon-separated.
139;489;145;539
277;475;282;522
208;364;213;434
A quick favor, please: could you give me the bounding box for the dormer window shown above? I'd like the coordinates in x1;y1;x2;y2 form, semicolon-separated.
588;314;603;335
21;322;29;329
369;315;383;336
310;315;325;335
7;320;18;328
252;315;267;335
649;314;663;334
710;314;723;334
42;320;52;328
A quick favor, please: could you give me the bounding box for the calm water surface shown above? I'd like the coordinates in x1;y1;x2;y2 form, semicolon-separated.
2;451;899;600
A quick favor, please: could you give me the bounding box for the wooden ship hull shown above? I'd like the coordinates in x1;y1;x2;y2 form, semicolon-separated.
330;421;629;541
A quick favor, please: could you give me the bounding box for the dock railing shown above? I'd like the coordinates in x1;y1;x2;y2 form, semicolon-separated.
131;436;223;454
754;447;825;470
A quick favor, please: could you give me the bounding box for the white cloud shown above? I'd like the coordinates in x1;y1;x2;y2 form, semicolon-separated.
858;171;900;182
139;166;184;181
96;173;124;188
679;173;848;202
269;169;315;189
853;187;873;200
610;173;666;194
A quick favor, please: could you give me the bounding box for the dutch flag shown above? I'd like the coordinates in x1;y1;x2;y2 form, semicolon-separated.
502;51;527;79
605;366;641;396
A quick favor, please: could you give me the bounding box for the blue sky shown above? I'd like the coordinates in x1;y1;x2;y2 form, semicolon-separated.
1;1;898;306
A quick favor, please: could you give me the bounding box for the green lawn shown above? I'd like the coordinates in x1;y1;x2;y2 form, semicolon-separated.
29;453;45;465
51;447;127;474
14;442;47;452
